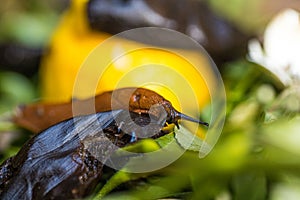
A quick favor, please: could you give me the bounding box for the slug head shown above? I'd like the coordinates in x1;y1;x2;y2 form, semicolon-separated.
152;99;209;128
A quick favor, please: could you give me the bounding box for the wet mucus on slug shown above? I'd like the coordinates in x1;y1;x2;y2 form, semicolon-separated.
14;87;208;133
0;110;168;199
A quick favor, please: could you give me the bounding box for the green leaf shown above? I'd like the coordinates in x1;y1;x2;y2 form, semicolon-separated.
174;125;211;154
232;171;267;200
261;118;300;156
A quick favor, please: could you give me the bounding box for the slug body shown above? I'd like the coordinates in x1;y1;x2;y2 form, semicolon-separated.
2;88;208;199
14;87;208;133
0;110;167;199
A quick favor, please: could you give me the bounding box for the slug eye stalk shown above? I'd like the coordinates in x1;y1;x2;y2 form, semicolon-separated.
177;112;209;127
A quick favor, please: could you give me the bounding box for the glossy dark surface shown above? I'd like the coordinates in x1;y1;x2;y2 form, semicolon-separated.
0;110;167;199
87;0;250;63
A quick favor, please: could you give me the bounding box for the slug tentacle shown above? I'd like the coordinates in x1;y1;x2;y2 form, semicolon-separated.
175;111;209;127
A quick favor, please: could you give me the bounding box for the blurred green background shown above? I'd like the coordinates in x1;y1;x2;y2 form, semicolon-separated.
1;0;300;199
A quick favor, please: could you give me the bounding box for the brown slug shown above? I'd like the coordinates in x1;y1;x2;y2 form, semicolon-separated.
13;87;208;133
2;88;208;199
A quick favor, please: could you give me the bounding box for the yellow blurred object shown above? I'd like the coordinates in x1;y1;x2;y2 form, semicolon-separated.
40;0;215;138
40;0;111;102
